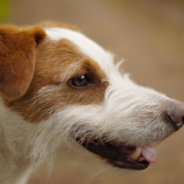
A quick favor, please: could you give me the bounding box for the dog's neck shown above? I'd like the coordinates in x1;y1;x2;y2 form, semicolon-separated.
0;97;32;184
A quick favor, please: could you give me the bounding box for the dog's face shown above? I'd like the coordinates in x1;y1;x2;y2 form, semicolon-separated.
0;22;184;171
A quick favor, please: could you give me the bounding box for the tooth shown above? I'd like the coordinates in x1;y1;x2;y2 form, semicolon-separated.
137;156;145;162
130;147;141;160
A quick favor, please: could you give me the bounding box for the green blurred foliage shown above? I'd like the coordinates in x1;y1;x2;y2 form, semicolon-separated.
0;0;9;22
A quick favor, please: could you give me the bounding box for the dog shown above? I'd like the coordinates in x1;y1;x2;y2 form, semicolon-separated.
0;22;184;184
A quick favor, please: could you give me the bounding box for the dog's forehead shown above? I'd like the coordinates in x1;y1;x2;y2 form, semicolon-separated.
44;27;114;74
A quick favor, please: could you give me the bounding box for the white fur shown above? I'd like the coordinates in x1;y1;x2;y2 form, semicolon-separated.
45;28;114;74
0;27;179;184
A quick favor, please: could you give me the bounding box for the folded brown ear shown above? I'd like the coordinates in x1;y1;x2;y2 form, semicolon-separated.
0;25;46;101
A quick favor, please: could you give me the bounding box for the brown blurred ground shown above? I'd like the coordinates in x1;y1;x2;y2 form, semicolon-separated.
7;0;184;183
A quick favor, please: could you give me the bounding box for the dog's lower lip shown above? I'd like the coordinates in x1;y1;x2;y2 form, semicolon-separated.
107;158;149;170
74;136;150;170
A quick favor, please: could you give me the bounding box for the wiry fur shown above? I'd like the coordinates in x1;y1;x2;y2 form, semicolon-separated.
0;22;183;184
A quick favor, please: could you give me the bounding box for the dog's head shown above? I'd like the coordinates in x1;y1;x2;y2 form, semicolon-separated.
0;22;184;171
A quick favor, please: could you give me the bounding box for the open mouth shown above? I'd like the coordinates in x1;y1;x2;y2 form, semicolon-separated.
75;137;157;170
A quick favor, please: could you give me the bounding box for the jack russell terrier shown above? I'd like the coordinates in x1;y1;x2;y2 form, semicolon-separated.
0;22;184;184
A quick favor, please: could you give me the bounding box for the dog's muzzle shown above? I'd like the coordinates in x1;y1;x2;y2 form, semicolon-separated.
73;100;184;170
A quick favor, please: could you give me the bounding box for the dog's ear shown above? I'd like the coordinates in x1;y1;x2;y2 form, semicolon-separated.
0;25;46;101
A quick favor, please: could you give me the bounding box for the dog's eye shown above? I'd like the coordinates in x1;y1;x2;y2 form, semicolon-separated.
71;75;89;87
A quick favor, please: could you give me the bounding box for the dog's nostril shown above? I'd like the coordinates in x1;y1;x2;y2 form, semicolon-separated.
167;101;184;130
168;114;184;130
169;114;183;125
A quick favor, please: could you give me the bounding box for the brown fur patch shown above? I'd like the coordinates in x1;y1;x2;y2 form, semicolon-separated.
5;36;109;123
0;25;46;101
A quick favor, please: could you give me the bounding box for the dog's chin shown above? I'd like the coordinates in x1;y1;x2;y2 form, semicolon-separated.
74;137;154;170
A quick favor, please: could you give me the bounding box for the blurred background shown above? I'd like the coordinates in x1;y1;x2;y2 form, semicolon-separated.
1;0;184;183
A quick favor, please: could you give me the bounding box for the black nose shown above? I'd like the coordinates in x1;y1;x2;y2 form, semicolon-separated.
167;101;184;130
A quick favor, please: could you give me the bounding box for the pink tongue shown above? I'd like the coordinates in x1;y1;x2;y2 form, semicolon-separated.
141;145;157;163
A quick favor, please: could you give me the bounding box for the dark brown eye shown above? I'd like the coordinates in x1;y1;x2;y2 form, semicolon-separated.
71;75;89;87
